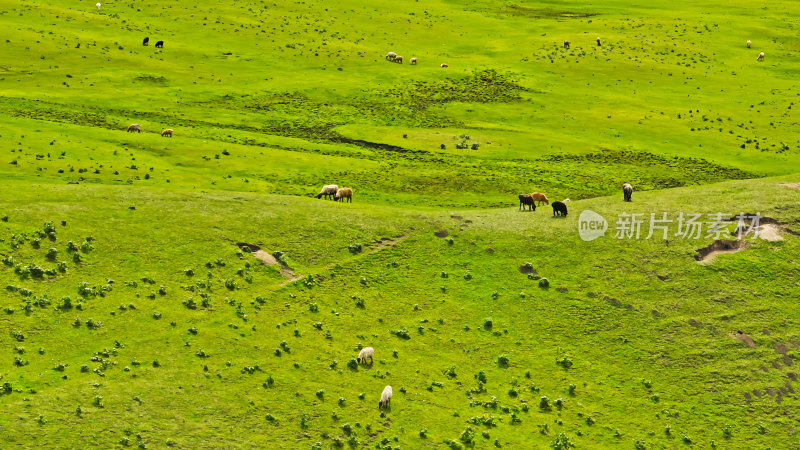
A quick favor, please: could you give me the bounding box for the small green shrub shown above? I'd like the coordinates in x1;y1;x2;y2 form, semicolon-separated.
497;354;509;367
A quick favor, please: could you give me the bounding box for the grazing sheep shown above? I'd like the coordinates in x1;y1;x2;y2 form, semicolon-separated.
562;198;571;203
126;124;142;133
385;52;397;61
410;57;417;65
379;385;392;409
440;63;448;68
757;51;764;61
394;56;403;64
161;129;173;137
518;194;536;211
563;40;570;49
335;187;353;203
531;192;550;206
746;40;752;48
155;40;164;48
96;3;101;11
316;184;339;200
357;347;374;365
143;37;149;46
596;37;602;46
622;183;633;202
552;201;568;217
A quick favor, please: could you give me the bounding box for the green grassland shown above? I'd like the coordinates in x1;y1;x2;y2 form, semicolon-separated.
1;0;799;448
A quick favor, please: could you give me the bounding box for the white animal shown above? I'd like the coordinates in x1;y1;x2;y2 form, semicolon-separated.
757;51;765;61
96;3;101;11
562;199;571;203
385;52;397;61
379;385;392;409
440;63;448;68
316;184;338;200
746;40;752;48
410;57;417;65
357;347;374;365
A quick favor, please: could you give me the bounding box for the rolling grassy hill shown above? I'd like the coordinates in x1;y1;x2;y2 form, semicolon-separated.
1;0;799;448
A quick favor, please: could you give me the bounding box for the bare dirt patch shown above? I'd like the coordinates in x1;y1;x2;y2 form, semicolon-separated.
695;240;749;262
518;265;536;274
730;331;757;348
376;235;407;249
434;230;449;238
781;182;800;190
237;243;279;265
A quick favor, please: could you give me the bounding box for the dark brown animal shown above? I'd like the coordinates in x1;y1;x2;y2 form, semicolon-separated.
155;40;164;48
143;37;149;46
518;194;535;211
623;183;633;202
552;201;568;217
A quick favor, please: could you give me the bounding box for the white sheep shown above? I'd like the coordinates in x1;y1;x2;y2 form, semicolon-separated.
379;385;392;409
440;63;448;68
96;3;101;11
385;52;397;61
562;198;571;203
746;40;752;48
596;37;601;46
394;56;404;64
357;347;374;365
757;51;764;61
316;184;338;200
410;57;417;65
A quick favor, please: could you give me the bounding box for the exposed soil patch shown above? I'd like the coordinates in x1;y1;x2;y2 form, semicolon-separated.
605;296;621;307
695;240;749;262
236;243;280;266
689;318;700;327
725;214;797;240
485;248;494;253
434;230;449;238
450;215;463;220
730;331;757;348
775;342;789;354
376;235;406;249
555;287;568;293
518;265;536;274
788;372;797;381
781;182;800;190
254;250;279;265
656;274;668;281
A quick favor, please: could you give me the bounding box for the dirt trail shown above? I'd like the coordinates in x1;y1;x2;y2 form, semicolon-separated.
236;235;408;288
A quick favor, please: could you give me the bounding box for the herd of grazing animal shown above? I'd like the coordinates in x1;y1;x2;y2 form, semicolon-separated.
125;124;174;137
142;37;164;48
352;347;391;410
385;51;446;68
519;184;633;217
317;184;354;203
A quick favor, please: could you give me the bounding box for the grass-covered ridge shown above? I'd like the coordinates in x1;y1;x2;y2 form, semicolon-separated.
1;0;799;448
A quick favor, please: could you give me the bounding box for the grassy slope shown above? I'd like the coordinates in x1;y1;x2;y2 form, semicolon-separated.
1;0;799;448
0;177;798;448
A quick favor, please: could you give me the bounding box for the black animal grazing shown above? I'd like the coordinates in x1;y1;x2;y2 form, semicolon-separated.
622;183;633;202
552;201;568;217
155;40;164;48
518;194;536;211
563;40;570;49
143;37;149;46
